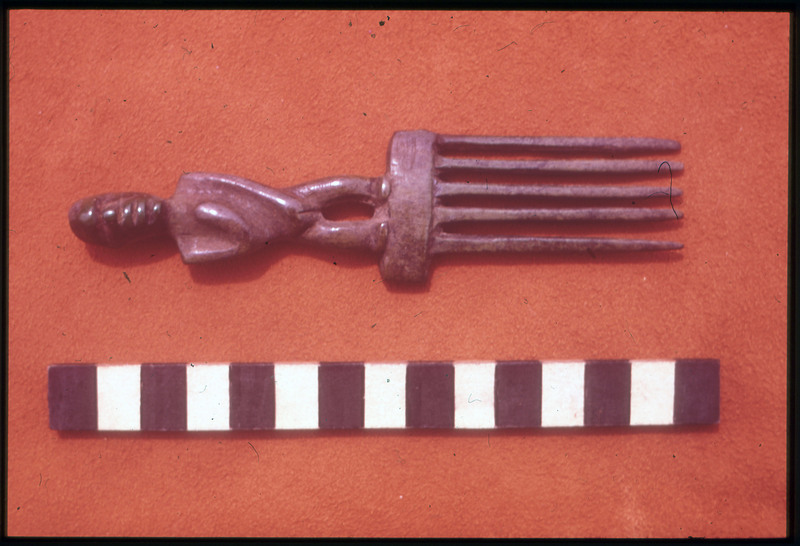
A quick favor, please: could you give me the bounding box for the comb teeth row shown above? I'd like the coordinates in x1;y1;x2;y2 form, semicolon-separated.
428;133;683;254
49;360;719;431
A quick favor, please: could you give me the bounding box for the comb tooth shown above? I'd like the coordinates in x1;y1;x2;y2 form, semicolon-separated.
431;234;683;254
434;156;683;176
435;134;682;155
435;207;683;224
436;182;682;199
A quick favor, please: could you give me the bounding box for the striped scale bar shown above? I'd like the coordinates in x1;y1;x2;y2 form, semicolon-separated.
49;360;719;432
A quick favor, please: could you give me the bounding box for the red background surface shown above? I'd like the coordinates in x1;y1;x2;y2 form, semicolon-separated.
7;11;789;538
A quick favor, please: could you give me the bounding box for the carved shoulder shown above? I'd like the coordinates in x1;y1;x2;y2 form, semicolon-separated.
167;173;311;263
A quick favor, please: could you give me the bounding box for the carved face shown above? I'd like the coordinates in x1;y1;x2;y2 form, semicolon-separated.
68;192;166;247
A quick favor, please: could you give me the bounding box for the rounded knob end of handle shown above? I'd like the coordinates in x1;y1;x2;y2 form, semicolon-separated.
68;192;167;247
